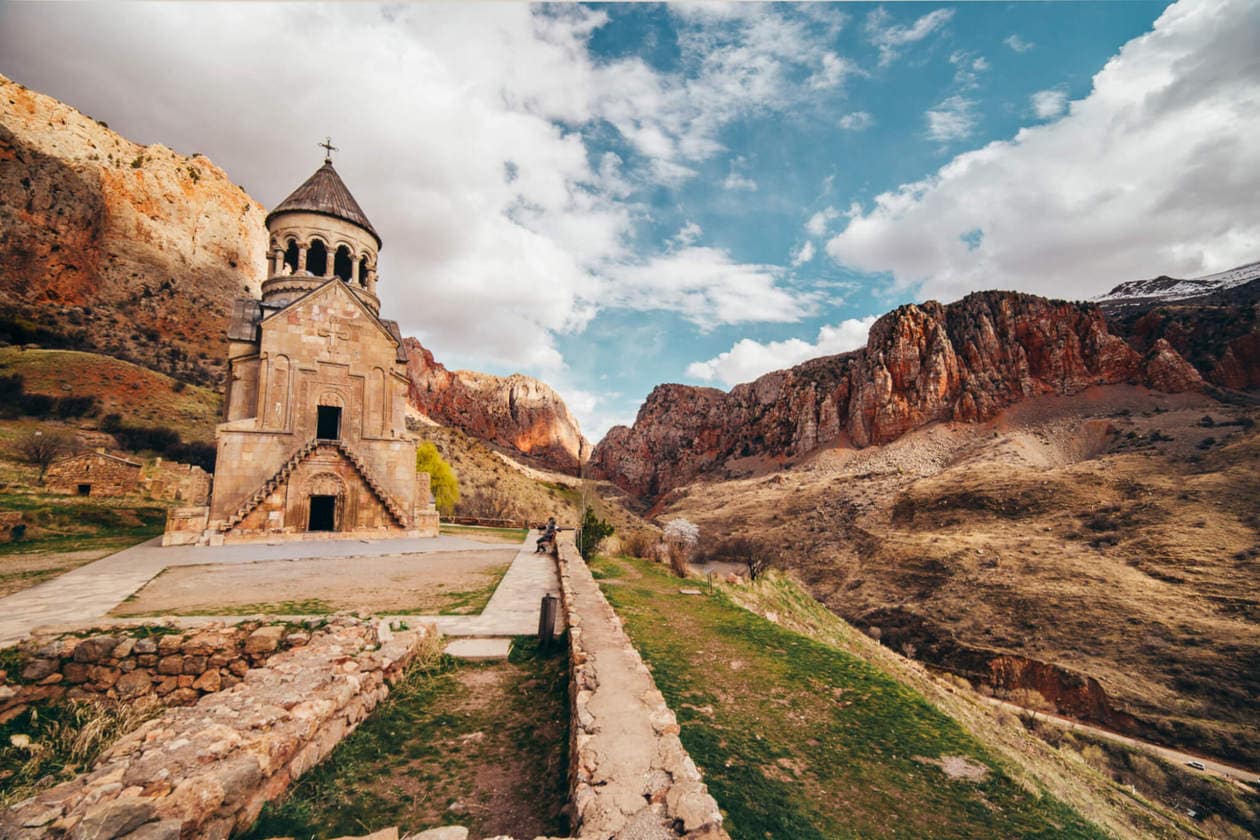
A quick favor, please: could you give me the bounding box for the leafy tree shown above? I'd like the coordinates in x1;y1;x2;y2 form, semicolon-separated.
415;441;459;516
14;430;75;484
577;505;614;560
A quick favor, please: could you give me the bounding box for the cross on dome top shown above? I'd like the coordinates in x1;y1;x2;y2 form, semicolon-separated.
318;136;338;164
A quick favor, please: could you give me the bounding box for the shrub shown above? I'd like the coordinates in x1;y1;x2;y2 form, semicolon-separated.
1197;436;1216;450
415;441;459;516
18;392;55;418
165;441;215;472
620;529;656;559
577;506;614;560
53;395;100;419
100;413;123;433
663;518;699;578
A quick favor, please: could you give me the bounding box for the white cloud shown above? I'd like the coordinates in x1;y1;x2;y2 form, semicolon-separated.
673;221;704;247
0;4;829;380
949;49;990;87
722;157;758;191
925;95;978;141
593;8;865;184
809;52;861;90
865;7;955;66
838;111;874;131
805;206;841;236
827;0;1260;303
1004;34;1035;53
605;247;815;331
686;316;878;387
791;241;816;266
1031;88;1069;119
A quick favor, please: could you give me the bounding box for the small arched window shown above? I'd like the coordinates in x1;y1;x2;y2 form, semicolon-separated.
334;246;353;282
358;256;371;287
283;239;299;273
306;239;328;276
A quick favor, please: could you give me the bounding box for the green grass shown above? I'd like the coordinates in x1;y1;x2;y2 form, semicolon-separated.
594;555;1109;840
1;696;163;807
439;523;528;543
0;491;165;563
242;636;569;840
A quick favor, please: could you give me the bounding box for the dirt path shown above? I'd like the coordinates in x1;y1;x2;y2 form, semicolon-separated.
242;643;570;840
983;696;1259;787
110;549;517;616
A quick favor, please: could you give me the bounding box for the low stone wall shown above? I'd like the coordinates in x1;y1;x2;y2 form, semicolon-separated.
1;618;429;840
0;621;304;723
555;535;728;839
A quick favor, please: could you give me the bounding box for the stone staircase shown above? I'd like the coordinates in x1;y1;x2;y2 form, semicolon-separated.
223;438;409;531
327;439;410;526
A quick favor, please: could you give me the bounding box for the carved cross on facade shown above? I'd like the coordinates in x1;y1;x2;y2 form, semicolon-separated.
319;136;338;163
318;318;350;351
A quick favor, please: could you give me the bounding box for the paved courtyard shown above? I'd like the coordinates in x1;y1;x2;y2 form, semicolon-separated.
0;534;561;647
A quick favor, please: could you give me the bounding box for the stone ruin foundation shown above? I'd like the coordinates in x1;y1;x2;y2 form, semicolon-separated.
2;536;729;840
1;617;427;839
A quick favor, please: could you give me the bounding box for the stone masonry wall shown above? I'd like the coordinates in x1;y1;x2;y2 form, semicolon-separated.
0;621;302;722
1;618;428;840
555;534;728;839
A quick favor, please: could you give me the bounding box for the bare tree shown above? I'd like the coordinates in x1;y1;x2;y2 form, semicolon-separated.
719;536;778;581
15;430;76;484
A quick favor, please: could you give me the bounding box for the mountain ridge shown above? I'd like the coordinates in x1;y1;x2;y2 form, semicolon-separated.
592;290;1206;499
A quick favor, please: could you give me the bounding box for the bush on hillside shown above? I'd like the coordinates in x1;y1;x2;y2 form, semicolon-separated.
577;505;614;560
416;441;459;516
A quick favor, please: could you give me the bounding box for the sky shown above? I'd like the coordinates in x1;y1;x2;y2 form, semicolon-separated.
1;1;1257;443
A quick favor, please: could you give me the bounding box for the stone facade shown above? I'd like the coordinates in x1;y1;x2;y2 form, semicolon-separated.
142;459;210;505
45;450;141;497
172;158;438;545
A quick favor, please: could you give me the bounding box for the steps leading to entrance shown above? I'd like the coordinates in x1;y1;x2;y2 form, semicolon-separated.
443;637;513;660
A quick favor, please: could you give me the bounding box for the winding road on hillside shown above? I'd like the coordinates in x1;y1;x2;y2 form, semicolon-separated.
981;696;1259;789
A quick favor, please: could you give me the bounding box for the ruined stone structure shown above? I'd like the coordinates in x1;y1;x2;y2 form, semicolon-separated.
142;459;211;505
166;154;438;545
45;450;141;497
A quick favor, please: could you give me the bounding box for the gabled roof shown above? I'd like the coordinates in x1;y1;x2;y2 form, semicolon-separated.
259;278;401;351
266;161;381;246
54;450;141;468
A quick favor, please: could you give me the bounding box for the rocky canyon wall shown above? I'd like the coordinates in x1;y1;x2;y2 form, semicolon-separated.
593;291;1205;499
0;73;267;386
404;337;590;473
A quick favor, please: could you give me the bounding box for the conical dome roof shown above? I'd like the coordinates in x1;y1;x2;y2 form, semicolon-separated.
266;161;380;246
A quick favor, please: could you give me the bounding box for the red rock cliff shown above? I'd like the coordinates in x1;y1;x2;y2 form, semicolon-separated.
404;337;590;473
592;291;1202;499
0;74;267;385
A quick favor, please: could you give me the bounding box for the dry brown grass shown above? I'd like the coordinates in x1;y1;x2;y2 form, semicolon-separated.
656;387;1260;767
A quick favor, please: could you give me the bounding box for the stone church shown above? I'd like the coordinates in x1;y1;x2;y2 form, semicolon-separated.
165;153;438;545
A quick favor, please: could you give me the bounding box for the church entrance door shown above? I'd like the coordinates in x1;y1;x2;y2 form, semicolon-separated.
308;495;337;531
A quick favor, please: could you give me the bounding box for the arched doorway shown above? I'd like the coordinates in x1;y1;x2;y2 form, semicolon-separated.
304;471;345;532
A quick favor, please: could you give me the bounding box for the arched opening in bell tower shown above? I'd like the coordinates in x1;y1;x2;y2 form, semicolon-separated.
334;245;353;282
306;239;328;276
283;238;299;273
358;256;370;288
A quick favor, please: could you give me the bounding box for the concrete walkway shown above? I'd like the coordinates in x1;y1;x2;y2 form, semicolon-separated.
0;533;531;647
417;540;563;638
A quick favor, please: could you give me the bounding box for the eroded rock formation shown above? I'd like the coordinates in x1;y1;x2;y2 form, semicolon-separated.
405;337;590;473
593;291;1204;499
0;73;267;385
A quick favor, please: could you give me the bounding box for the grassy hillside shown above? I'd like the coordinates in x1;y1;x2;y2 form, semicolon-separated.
413;422;649;541
658;389;1260;768
0;347;220;441
595;555;1213;839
